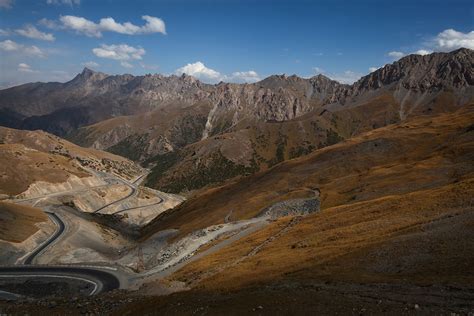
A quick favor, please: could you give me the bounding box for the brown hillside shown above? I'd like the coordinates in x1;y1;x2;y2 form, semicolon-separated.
0;201;47;243
0;127;143;195
142;104;474;242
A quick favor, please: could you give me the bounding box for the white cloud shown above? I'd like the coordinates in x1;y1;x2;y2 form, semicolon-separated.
60;15;101;37
140;15;166;34
224;70;260;83
413;49;432;55
369;67;379;72
175;62;260;84
175;61;221;82
0;39;21;51
99;17;141;35
16;25;55;41
0;29;10;36
0;40;45;57
0;0;13;9
46;0;80;5
59;15;166;38
388;51;405;59
18;63;38;73
82;61;99;68
432;29;474;51
92;44;145;63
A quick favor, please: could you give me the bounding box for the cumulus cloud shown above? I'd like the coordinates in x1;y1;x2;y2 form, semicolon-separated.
16;25;55;41
175;62;261;84
175;61;221;82
388;51;405;59
60;15;101;37
0;29;10;36
46;0;80;5
432;29;474;51
0;39;21;51
82;61;99;68
18;63;38;73
59;15;166;37
0;40;46;57
0;0;13;9
92;44;145;64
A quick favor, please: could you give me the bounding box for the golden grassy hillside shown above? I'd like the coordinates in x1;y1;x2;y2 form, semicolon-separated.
120;104;474;315
0;126;142;195
142;104;474;241
172;178;473;289
0;201;47;243
0;143;89;196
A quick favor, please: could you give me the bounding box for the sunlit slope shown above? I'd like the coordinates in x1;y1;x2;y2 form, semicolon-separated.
0;201;47;243
142;105;474;242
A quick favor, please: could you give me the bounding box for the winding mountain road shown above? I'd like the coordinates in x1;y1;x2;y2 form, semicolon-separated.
93;185;137;214
93;172;148;214
0;170;190;299
0;172;151;298
23;213;65;265
0;266;120;296
0;211;121;298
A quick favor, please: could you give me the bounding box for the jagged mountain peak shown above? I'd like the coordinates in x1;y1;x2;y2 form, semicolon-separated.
70;67;108;84
351;48;474;93
81;67;95;76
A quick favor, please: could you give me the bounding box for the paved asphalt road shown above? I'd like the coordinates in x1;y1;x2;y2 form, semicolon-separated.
1;213;120;298
93;172;148;214
93;185;137;213
23;212;65;265
0;172;150;298
0;266;120;295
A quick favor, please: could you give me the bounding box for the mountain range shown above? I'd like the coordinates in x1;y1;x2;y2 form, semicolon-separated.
0;48;473;194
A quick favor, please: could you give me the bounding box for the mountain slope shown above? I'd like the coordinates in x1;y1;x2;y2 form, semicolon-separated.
141;104;474;240
0;127;142;196
118;105;474;313
1;49;473;195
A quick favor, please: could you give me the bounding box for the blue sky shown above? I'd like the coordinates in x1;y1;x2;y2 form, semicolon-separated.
1;0;473;87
